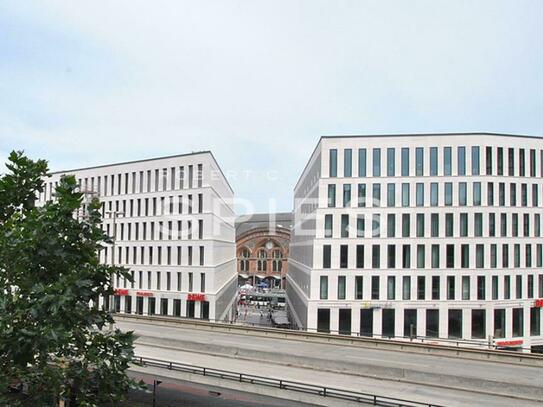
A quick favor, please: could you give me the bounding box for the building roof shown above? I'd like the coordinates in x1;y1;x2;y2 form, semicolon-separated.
235;212;293;237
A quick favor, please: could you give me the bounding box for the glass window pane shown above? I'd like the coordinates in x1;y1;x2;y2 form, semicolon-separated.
387;148;395;177
416;147;424;176
344;149;352;177
358;149;367;177
401;148;409;176
373;148;381;177
329;149;337;177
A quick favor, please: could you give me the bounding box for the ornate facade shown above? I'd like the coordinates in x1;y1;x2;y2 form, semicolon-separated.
236;213;292;288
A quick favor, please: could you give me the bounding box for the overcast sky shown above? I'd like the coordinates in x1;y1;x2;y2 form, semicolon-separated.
1;1;542;213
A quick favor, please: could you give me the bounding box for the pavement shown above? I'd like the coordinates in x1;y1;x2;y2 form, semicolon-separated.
116;319;543;407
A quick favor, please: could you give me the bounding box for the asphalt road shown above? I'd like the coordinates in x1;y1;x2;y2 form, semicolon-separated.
120;372;317;407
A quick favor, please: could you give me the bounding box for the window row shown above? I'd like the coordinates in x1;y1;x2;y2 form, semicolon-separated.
325;212;543;239
327;181;542;208
102;245;205;266
319;273;543;302
329;145;543;179
102;219;204;241
105;295;210;319
316;307;540;340
114;269;206;292
322;243;543;270
42;164;204;201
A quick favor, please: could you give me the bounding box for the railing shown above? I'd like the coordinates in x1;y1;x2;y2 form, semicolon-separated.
132;355;444;407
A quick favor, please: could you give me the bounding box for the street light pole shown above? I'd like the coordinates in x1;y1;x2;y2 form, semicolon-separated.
105;210;124;331
152;379;162;407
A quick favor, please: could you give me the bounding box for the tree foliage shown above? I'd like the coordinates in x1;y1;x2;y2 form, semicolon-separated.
0;151;141;406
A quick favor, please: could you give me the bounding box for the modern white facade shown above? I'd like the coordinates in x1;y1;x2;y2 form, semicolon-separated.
288;133;543;352
39;151;237;322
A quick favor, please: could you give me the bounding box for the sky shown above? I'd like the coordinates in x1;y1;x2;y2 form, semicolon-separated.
1;1;542;213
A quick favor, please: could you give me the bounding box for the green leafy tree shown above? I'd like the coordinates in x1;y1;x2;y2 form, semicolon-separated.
0;151;141;406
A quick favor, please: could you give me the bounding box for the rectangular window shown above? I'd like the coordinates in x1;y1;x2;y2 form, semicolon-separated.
344;149;352;177
415;147;424;176
327;184;336;208
458;146;466;175
358;183;366;207
462;276;470;300
320;276;328;299
445;183;453;206
324;214;333;238
476;244;484;268
387;183;395;207
449;309;463;339
338;276;346;299
520;149;526;176
461;244;469;268
473;182;481;206
403;276;411;300
416;183;424;206
387;244;396;268
358;148;367;177
329;149;337;177
516;275;522;299
492;275;499;299
372;183;381;207
431;213;439;237
504;275;511;299
340;245;348;269
431;245;439;268
373;148;381;177
472;309;486;339
459;182;467;206
387;214;395;238
402;214;410;237
402;245;411;268
486;146;493;175
477;275;486;300
426;309;439;337
401;147;409;176
387;276;396;300
474;213;483;237
430;183;438;206
371;276;380;300
513;308;523;337
357;215;365;237
430;147;438;176
416;213;424;237
355;276;363;299
432;275;440;300
372;245;380;269
343;184;351;207
372;214;380;237
487;182;494;206
417;276;426;300
387;148;395;176
323;245;331;268
401;183;410;207
446;244;454;268
447;276;455;300
356;245;364;268
472;146;480;175
531;307;541;336
444;147;452;176
417;245;425;268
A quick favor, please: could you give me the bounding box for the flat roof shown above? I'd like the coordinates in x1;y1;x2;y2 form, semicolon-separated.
294;132;543;191
49;150;234;194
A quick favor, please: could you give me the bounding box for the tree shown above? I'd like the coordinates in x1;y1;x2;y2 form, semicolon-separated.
0;151;141;406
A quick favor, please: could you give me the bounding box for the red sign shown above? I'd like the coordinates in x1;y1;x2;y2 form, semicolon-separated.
136;291;154;297
187;293;206;302
534;299;543;308
496;340;523;347
114;289;129;296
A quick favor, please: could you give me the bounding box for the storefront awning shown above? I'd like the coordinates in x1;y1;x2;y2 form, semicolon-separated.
239;273;249;278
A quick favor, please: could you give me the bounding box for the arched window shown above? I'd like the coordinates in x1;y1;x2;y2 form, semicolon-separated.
239;248;250;271
257;249;267;271
272;249;283;272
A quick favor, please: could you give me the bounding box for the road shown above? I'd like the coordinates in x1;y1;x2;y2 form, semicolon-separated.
116;319;543;406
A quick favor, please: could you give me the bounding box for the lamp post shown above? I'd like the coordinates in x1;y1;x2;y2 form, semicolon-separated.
105;210;124;331
152;379;162;407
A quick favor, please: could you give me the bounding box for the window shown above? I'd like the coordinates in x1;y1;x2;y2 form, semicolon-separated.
329;149;337;177
358;184;366;207
341;214;349;237
487;182;494;206
343;184;351;207
401;147;409;176
474;213;483;236
357;215;365;237
431;245;439;268
340;245;348;269
447;276;455;300
477;276;486;300
444;147;452;176
356;245;364;268
358;149;367;177
402;245;411;268
492;275;499;299
415;147;424;176
372;183;381;207
344;149;352;177
401;183;410;207
417;245;425;268
446;244;454;268
485;146;493;175
461;244;469;268
416;214;424;237
387;244;396;268
426;309;439;337
430;183;438;206
431;214;439;237
320;276;328;299
324;214;333;238
494;309;505;338
387;276;396;300
448;310;463;339
531;307;541;336
387;183;395;207
355;276;363;299
459;182;467;206
338;276;346;299
387;214;395;237
403;276;411;300
473;182;481;206
516;275;522;299
476;244;484;268
430;147;438;176
508;148;515;176
372;214;380;237
444;183;452;206
373;148;381;177
387;148;395;176
432;275;440;300
402;214;410;237
513;308;523;337
520;149;526;176
497;147;504;175
327;184;336;207
462;276;470;300
458;146;466;175
323;245;331;268
372;245;380;269
417;276;426;300
371;276;380;299
471;146;480;175
416;183;424;206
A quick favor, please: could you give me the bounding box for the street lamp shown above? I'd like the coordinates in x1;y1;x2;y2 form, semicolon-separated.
105;210;125;330
152;379;162;407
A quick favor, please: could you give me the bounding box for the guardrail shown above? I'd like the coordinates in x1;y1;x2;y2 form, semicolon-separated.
115;314;543;365
132;355;445;407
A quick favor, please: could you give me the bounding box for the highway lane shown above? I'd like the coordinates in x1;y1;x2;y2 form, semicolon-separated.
132;342;540;407
116;320;542;389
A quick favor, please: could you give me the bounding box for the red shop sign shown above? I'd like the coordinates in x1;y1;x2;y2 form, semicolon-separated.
187;293;206;302
136;291;154;297
496;340;523;347
534;299;543;308
114;289;129;296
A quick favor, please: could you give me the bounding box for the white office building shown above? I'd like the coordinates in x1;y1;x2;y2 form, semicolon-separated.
288;133;543;352
39;151;237;322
